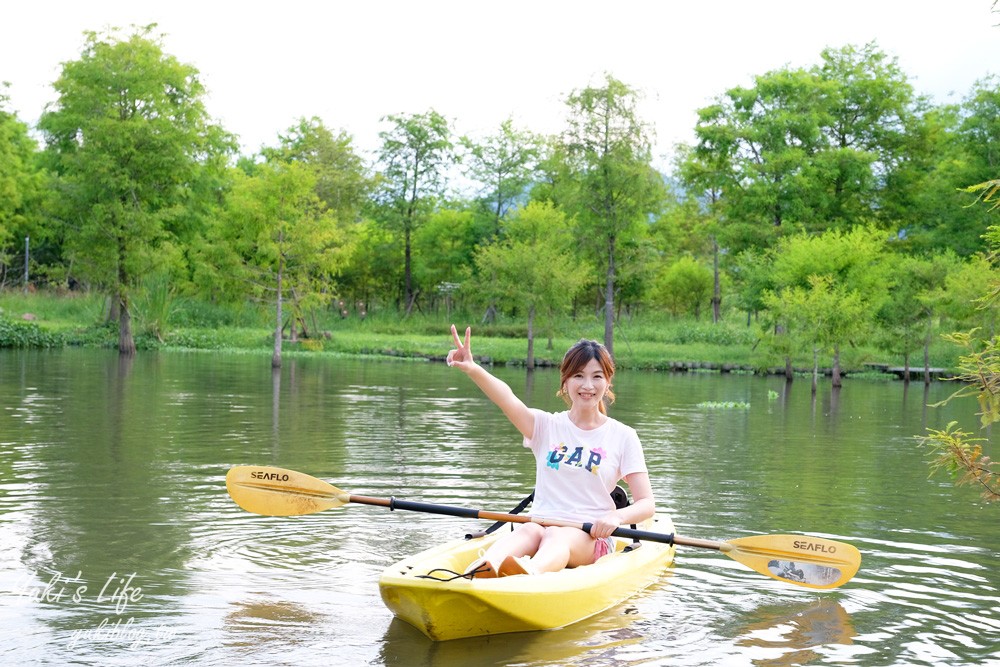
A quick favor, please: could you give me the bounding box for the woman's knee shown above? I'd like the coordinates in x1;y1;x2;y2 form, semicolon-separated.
520;523;546;540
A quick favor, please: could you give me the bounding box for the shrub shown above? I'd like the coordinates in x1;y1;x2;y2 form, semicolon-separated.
0;317;64;348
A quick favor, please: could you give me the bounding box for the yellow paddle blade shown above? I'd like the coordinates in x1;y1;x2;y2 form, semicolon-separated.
723;534;861;589
226;465;350;516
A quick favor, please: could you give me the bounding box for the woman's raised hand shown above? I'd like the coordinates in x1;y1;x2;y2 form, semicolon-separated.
446;325;475;372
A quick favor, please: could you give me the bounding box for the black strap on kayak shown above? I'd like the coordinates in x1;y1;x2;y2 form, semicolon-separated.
611;485;642;552
464;486;642;551
464;491;535;539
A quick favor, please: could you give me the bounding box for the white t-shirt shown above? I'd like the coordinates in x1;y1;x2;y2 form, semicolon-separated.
523;409;647;523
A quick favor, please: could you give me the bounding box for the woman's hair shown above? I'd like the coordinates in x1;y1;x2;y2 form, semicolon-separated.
557;339;616;414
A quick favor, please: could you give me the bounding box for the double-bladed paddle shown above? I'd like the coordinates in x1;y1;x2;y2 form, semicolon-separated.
225;465;861;590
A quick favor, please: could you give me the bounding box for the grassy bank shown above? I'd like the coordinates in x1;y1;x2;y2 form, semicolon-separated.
0;289;962;378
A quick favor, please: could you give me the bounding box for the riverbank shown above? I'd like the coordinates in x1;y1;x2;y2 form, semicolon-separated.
0;289;960;380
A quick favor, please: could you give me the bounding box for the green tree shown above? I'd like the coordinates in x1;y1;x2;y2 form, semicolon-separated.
692;65;822;248
215;162;342;367
412;207;477;315
0;86;43;287
917;222;1000;503
336;218;399;313
763;226;890;386
37;25;232;354
373;110;454;314
926;254;1000;337
651;256;713;319
560;74;666;355
460;118;542;238
813;43;913;230
898;78;1000;255
875;252;958;382
674;145;726;322
690;43;918;256
264;117;371;223
473;201;583;368
763;275;867;393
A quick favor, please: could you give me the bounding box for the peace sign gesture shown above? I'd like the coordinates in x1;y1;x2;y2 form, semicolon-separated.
446;325;476;372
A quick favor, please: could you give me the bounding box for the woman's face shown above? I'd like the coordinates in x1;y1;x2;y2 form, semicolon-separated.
562;358;609;409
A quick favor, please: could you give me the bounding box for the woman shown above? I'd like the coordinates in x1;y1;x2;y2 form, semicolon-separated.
446;324;655;577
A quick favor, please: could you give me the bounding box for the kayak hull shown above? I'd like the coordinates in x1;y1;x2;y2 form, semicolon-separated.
378;515;675;641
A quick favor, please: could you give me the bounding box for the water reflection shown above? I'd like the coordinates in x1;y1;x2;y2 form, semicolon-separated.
223;598;323;649
735;599;855;666
1;350;998;666
378;602;649;667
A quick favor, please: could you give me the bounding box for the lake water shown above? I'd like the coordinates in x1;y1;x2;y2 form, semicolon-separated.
1;348;998;666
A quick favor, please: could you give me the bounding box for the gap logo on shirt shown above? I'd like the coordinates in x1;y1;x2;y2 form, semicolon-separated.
547;443;606;475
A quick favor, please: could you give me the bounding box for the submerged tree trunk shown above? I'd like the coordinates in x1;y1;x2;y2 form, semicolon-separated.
604;236;616;357
272;257;283;369
526;304;536;370
116;234;135;357
923;335;931;385
812;347;819;395
118;291;135;356
832;345;842;388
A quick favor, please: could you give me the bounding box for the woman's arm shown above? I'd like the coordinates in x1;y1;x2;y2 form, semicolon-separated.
590;471;656;538
447;325;535;439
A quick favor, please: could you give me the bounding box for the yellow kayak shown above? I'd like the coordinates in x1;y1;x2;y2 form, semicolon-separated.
379;514;675;641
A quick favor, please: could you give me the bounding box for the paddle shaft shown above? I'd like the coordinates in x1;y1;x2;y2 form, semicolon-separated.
347;493;703;548
226;466;859;588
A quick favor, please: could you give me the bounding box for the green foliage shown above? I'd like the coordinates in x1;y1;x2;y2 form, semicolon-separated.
0;315;63;348
652;256;713;318
374;110;455;310
135;271;177;342
3;35;1000;379
558;74;667;353
412;208;477;299
697;400;750;409
625;316;756;346
473;201;584;364
964;179;1000;212
917;421;998;503
37;25;234;353
918;189;1000;503
690;42;921;261
264;116;371;221
933;330;1000;428
0;86;44;269
460;118;542;237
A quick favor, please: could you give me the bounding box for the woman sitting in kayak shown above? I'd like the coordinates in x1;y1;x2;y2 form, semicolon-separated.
446;325;656;577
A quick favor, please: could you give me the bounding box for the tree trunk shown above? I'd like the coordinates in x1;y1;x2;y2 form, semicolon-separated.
526;304;536;370
711;236;721;324
903;351;911;384
812;347;819;395
923;335;931;385
116;231;135;356
272;256;283;369
785;356;794;382
604;236;616;357
404;225;413;314
832;344;842;388
118;291;136;356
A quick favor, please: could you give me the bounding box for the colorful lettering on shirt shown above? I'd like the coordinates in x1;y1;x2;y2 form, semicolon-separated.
588;447;607;475
547;443;604;475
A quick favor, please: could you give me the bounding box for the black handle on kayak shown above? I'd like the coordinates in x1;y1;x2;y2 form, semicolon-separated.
582;522;675;546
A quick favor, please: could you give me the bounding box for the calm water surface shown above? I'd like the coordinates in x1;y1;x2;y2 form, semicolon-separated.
1;348;998;666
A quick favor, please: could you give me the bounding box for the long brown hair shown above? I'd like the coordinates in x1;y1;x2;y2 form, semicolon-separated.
557;339;616;414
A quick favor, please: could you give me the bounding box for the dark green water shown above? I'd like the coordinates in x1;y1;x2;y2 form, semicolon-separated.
1;348;997;666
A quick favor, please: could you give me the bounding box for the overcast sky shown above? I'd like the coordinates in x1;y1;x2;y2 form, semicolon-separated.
2;1;998;166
